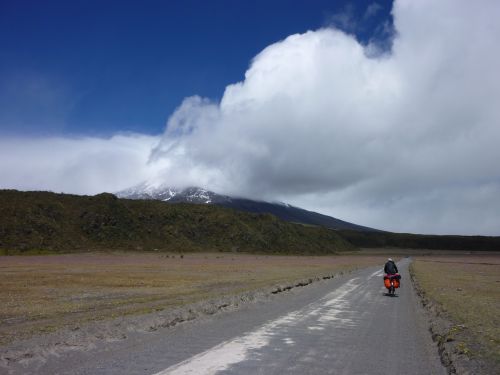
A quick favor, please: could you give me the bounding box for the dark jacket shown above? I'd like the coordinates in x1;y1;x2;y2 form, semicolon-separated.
384;260;398;274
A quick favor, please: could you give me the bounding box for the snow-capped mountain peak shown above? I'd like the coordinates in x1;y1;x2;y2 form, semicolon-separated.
116;184;231;204
116;183;376;231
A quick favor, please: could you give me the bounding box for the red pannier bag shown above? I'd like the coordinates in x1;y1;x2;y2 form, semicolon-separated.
384;273;401;288
393;277;400;288
384;277;391;288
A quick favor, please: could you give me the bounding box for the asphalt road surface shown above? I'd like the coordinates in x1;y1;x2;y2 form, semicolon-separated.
32;259;446;375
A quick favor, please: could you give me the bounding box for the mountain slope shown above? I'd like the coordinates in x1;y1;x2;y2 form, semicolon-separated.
217;198;375;231
116;184;376;231
0;189;355;254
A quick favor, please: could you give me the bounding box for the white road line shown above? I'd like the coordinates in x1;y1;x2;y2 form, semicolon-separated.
153;279;360;375
368;270;383;278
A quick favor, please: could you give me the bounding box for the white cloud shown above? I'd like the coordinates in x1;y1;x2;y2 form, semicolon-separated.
0;134;162;195
151;0;500;235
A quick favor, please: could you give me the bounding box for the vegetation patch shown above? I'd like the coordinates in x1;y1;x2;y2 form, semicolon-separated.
339;229;500;251
0;190;354;254
410;255;500;373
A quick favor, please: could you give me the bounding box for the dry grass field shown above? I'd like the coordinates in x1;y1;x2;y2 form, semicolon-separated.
0;252;386;346
411;254;500;368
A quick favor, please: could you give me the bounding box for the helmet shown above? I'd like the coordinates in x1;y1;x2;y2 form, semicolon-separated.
388;258;393;262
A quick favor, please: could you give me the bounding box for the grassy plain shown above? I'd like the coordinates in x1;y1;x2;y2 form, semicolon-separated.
0;252;385;345
411;255;500;367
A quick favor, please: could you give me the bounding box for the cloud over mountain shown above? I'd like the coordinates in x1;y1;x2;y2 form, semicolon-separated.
150;0;500;234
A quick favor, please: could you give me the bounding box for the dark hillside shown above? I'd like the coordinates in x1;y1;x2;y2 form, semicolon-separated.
218;198;376;231
0;190;354;254
338;230;500;251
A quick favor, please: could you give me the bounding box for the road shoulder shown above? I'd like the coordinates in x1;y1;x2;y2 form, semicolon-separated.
409;261;493;374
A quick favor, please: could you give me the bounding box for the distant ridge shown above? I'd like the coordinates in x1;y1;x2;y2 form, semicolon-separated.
116;184;377;232
3;189;498;252
0;189;355;254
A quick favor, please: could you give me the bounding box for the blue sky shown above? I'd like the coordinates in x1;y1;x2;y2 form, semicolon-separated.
0;0;393;136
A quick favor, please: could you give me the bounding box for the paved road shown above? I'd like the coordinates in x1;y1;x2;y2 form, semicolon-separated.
33;259;446;374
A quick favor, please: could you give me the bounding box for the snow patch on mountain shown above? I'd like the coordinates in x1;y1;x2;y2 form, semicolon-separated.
116;184;232;204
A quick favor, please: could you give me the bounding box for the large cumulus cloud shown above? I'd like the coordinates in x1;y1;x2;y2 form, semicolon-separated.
151;0;500;235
